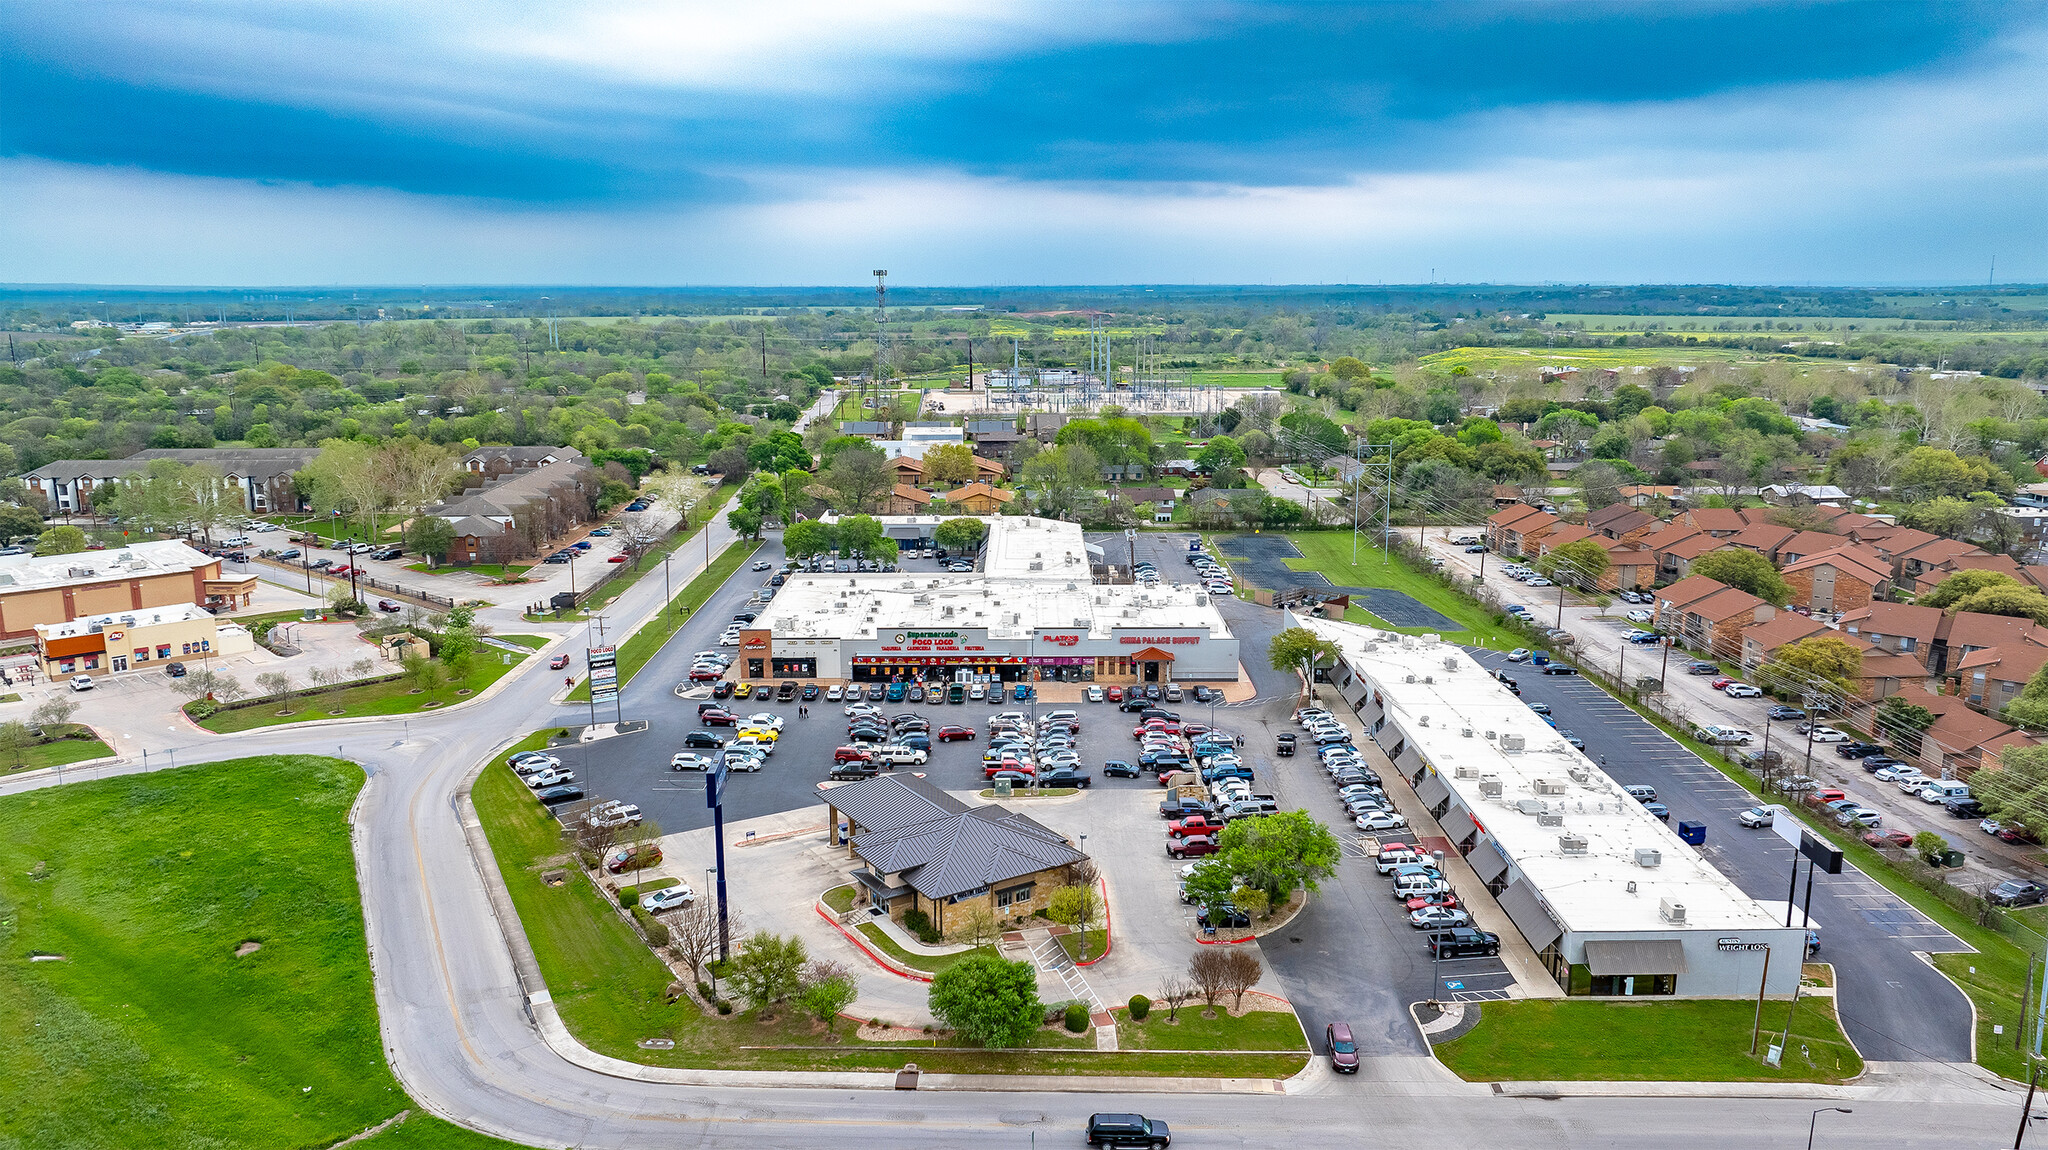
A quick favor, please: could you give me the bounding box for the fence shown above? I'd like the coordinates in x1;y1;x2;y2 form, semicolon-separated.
250;555;455;610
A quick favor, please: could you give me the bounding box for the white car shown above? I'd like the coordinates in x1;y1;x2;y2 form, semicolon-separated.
1699;725;1753;745
670;752;716;771
585;802;644;828
1626;609;1654;624
718;631;740;646
69;675;95;691
525;768;575;788
1525;577;1552;587
1894;772;1933;793
1805;727;1847;743
744;713;786;731
825;684;844;701
641;885;697;913
1086;685;1105;703
730;735;775;756
722;751;765;772
1355;811;1408;832
1722;683;1763;698
845;702;881;717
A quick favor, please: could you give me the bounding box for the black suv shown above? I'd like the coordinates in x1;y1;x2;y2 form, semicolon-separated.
682;730;726;749
1836;742;1885;759
1427;927;1501;958
1086;1113;1170;1147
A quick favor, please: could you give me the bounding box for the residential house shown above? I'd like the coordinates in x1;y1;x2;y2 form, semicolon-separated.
1026;413;1071;443
972;456;1008;484
1760;484;1851;505
1736;613;1836;673
1937;611;2048;678
1675;508;1749;537
886;484;936;515
1655;576;1776;659
1100;462;1147;483
1952;643;2048;719
1725;523;1797;562
819;773;1086;932
1485;504;1559;559
964;419;1016;437
425;458;595;563
1848;525;1940;564
1853;651;1938;702
1587;504;1658;544
1985;506;2048;552
1159;459;1201;478
1853;689;2037;780
1780;546;1892;613
1492;484;1526;507
1775;532;1857;566
1645;526;1728;581
947;483;1016;515
1893;536;1991;592
968;431;1026;461
1837;603;1943;662
1616;484;1679;506
887;456;927;486
22;447;323;515
462;445;587;478
838;421;890;438
1593;539;1655;591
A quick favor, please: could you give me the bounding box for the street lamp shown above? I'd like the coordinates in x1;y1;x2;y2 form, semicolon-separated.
1807;1107;1851;1150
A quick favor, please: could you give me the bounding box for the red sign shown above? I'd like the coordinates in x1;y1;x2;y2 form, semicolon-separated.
1039;634;1082;647
1118;635;1201;645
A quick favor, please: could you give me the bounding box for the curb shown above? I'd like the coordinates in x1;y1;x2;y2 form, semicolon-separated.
814;900;932;983
1073;875;1113;967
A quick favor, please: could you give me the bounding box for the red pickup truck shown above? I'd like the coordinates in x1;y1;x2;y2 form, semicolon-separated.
833;746;873;765
1169;814;1225;837
1168;834;1220;859
984;760;1035;779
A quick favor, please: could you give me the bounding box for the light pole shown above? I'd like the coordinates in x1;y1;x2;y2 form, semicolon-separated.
1078;832;1090;960
1807;1107;1851;1150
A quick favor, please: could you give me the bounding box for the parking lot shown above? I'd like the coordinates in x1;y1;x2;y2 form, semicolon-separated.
1467;647;1974;1063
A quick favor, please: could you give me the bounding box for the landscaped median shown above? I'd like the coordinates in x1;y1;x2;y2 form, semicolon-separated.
190;648;528;732
566;538;760;702
470;737;1307;1077
1432;996;1863;1085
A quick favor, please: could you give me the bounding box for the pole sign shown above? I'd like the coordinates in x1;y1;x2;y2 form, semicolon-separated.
706;760;729;809
588;645;619;704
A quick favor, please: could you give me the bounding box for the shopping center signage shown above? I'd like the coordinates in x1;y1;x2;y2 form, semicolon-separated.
1117;635;1202;646
1715;938;1770;952
878;629;986;653
1039;633;1082;647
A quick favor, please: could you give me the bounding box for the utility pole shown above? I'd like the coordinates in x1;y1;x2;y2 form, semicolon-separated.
871;270;889;417
758;328;768;393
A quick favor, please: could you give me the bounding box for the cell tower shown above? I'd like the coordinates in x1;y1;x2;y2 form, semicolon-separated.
871;269;889;415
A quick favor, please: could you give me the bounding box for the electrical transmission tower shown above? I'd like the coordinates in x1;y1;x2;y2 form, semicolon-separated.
871;269;889;417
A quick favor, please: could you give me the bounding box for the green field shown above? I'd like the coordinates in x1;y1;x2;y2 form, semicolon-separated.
0;754;527;1150
0;734;115;775
1546;313;1928;333
1419;345;1829;374
472;740;1306;1077
1435;998;1862;1084
1190;372;1287;388
196;650;527;732
1270;533;1521;649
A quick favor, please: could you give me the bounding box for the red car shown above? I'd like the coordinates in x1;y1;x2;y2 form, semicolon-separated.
1106;685;1124;702
984;760;1035;778
1404;892;1460;911
699;709;738;727
833;746;873;764
1863;830;1914;849
937;725;976;742
549;654;571;669
328;565;354;577
607;555;629;563
1710;677;1735;690
688;667;722;682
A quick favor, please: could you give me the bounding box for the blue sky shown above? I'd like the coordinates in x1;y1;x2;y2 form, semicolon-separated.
2;1;2043;286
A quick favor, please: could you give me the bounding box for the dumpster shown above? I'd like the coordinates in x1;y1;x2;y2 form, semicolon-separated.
1677;820;1706;846
1938;849;1965;868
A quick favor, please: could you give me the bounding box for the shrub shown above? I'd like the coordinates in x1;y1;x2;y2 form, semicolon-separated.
715;999;733;1015
1128;994;1151;1021
643;917;670;948
696;981;713;1000
619;887;640;908
902;907;941;944
185;699;219;719
1063;1003;1090;1032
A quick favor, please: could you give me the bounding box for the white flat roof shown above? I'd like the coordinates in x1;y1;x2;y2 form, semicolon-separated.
982;516;1093;580
1297;614;1785;935
758;576;1231;642
0;539;214;592
37;602;219;639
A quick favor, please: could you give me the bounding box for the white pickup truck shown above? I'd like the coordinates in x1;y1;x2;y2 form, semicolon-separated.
869;744;929;767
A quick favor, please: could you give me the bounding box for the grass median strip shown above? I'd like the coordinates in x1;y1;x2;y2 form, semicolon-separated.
851;923;994;975
567;538;760;701
1435;998;1862;1083
196;652;527;732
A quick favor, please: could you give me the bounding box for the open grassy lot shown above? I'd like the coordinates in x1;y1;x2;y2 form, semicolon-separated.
492;633;551;649
852;923;995;976
405;561;531;580
567;539;759;701
1419;345;1830;373
196;651;527;732
1190;372;1286;387
1435;998;1862;1084
0;733;115;775
1117;1006;1306;1051
473;738;1307;1077
1280;532;1522;649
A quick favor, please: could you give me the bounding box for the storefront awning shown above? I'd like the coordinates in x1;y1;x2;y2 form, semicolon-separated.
1414;772;1450;809
1470;842;1510;886
1497;878;1563;952
1439;806;1476;844
853;654;1028;665
1126;646;1177;662
1584;938;1690;976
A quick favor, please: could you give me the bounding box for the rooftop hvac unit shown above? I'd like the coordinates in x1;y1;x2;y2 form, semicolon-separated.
1558;832;1589;856
1423;675;1435;684
1499;734;1526;752
1461;727;1473;738
1635;849;1663;868
1195;594;1208;606
1479;778;1504;798
87;623;103;633
1419;715;1430;727
1567;766;1590;784
1536;813;1564;827
1515;798;1547;816
1659;898;1687;924
1400;636;1416;649
1533;778;1567;795
1455;766;1478;778
1028;561;1043;571
1074;618;1089;628
1484;730;1497;740
1067;583;1077;591
1404;674;1416;684
913;594;930;605
1443;656;1459;672
944;606;955;617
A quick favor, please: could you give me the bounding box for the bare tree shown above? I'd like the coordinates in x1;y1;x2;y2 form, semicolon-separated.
30;696;77;732
946;903;1001;950
348;658;375;679
1158;974;1195;1023
1188;948;1231;1008
666;898;742;991
255;670;294;700
1219;949;1263;1011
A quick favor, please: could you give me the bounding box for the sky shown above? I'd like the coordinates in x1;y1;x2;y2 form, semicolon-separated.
2;0;2044;287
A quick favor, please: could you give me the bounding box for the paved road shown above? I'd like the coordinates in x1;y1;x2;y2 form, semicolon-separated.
0;500;2022;1146
1470;649;1976;1064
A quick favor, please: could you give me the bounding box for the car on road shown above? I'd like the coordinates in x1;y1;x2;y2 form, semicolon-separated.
1325;1022;1359;1073
163;661;187;677
1103;759;1142;778
276;547;302;561
1990;880;2048;907
752;560;771;571
1426;927;1501;958
640;885;696;913
1698;725;1753;745
1642;802;1670;820
1409;906;1472;930
1687;661;1718;675
585;801;643;829
1085;1113;1170;1148
1540;663;1578;675
698;709;738;727
376;598;403;612
1623;784;1658;801
935;725;976;742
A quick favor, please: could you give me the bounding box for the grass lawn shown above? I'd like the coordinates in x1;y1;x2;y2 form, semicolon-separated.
404;562;530;580
492;633;551;649
854;923;994;975
353;1113;531;1149
1117;1006;1307;1051
196;652;527;732
0;753;546;1150
1056;929;1108;964
822;883;857;913
566;539;760;701
1279;533;1523;650
1435;999;1863;1084
0;734;114;774
471;738;1306;1078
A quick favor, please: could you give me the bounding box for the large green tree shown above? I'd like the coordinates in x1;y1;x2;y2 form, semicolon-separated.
1688;549;1791;606
1213;810;1341;907
1267;625;1340;685
404;515;455;564
927;954;1042;1048
34;525;87;556
1765;636;1862;698
1536;539;1611;589
1918;570;2020;610
1974;743;2048;838
923;443;977;486
934;517;987;552
782;519;837;559
822;443;891;513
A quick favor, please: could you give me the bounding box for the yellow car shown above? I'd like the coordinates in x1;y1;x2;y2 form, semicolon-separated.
732;683;753;699
735;726;780;743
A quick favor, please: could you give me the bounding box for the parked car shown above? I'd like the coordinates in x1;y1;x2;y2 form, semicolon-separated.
1737;806;1776;828
682;730;725;749
670;752;716;771
1426;927;1501;958
163;661;187;677
605;843;663;873
1767;705;1808;721
1197;903;1250;929
68;675;94;691
640;885;696;913
536;783;584;804
1168;834;1220;859
1409;906;1472;930
1990;880;2048;907
1507;648;1531;662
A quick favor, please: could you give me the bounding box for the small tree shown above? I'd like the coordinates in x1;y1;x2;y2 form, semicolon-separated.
946;903;1001;950
927;954;1042;1048
1219;949;1263;1010
726;931;808;1011
1536;538;1610;590
795;960;860;1033
30;696;77;733
255;670;294;700
666;900;741;991
401;652;446;696
1158;974;1195;1023
1267;625;1339;694
0;720;32;769
1913;831;1950;863
348;657;375;678
1689;549;1792;606
1047;883;1102;960
1188;948;1231;1008
208;674;247;706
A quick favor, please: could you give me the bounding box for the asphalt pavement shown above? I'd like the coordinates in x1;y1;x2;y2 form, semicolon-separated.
1471;648;1975;1064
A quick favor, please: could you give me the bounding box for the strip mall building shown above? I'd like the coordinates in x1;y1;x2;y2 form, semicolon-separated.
742;517;1239;686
